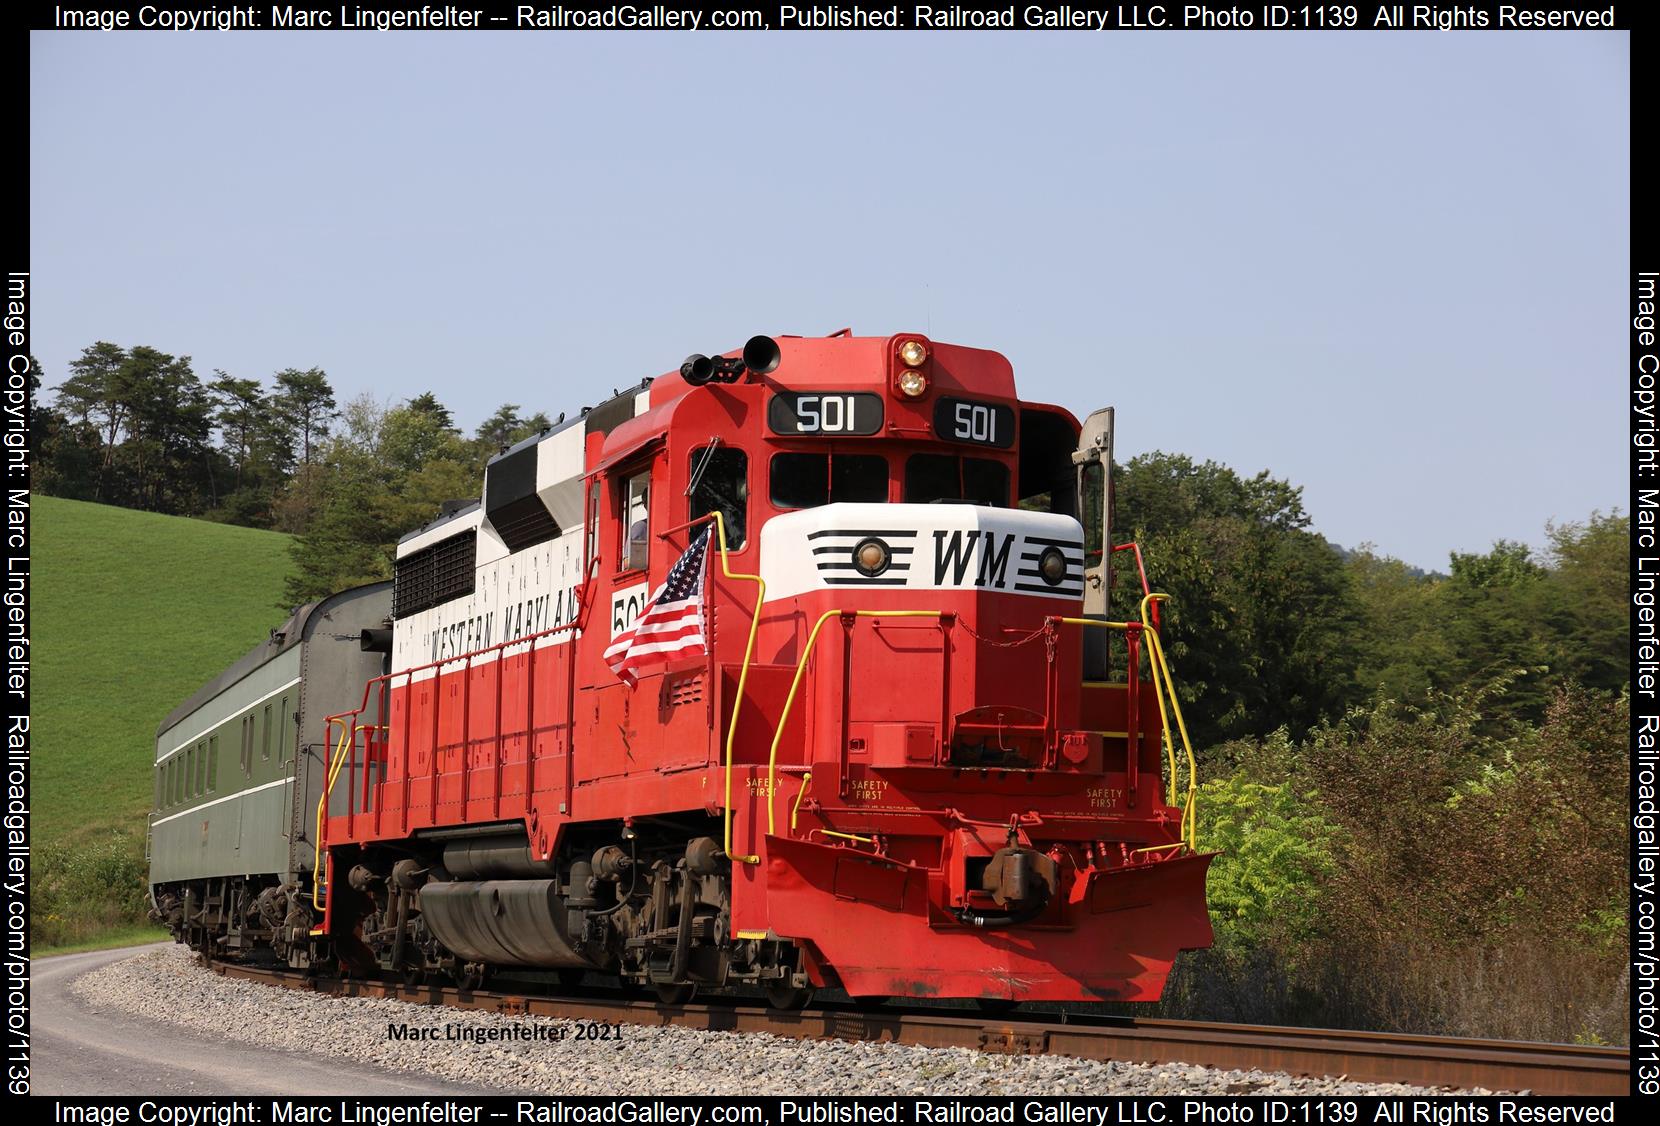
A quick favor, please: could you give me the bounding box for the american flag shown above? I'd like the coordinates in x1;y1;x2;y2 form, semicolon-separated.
604;527;712;687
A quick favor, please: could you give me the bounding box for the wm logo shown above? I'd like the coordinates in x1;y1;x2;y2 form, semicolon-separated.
932;530;1014;588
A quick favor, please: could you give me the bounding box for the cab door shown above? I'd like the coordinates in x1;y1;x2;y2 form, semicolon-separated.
1073;407;1114;681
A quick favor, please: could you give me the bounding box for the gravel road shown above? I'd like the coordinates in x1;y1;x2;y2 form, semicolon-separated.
53;944;1491;1097
33;944;491;1096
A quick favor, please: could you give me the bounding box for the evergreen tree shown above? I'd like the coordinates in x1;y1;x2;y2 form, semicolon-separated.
209;372;265;491
272;367;336;468
117;347;214;513
270;367;337;532
475;403;525;452
473;404;555;464
54;341;130;498
405;391;455;432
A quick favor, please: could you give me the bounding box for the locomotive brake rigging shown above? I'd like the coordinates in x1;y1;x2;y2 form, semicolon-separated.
148;328;1212;1010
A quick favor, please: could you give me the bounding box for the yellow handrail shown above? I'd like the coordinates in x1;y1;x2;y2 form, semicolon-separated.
1054;608;1199;851
700;510;766;866
311;717;355;910
765;609;944;835
790;771;813;832
816;829;875;844
1140;593;1199;850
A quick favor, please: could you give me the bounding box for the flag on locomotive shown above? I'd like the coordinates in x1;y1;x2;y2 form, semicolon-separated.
604;526;711;687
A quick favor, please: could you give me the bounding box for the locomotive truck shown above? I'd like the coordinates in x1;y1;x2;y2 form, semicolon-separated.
149;329;1213;1009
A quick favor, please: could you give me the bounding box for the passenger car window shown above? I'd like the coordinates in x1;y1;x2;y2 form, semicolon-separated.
905;454;1010;506
771;453;887;509
689;447;748;549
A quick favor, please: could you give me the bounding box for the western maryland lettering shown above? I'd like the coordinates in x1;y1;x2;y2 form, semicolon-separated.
427;585;579;663
933;530;1015;588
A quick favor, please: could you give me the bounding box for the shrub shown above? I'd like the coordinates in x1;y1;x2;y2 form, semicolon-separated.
32;833;150;949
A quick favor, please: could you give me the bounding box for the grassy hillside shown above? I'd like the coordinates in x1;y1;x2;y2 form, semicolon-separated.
34;498;295;910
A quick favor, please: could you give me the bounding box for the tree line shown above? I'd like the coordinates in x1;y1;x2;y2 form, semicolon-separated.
33;340;1630;1041
33;341;555;604
1105;453;1628;1044
34;340;1627;721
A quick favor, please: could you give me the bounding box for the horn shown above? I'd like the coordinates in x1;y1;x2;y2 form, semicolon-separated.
742;335;781;375
680;354;714;386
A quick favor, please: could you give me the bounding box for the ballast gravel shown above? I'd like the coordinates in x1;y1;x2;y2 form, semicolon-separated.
74;946;1496;1097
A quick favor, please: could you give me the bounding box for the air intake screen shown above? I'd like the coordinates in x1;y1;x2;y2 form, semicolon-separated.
393;530;476;619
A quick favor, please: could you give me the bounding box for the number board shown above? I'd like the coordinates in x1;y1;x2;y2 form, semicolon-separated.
934;397;1016;449
767;392;884;437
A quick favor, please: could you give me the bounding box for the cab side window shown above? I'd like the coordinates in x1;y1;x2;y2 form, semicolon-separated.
689;447;748;549
621;470;650;572
586;481;600;569
1079;461;1106;560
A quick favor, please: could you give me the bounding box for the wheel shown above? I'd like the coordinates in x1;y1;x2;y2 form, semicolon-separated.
399;962;427;988
653;983;696;1005
974;997;1020;1015
454;963;487;992
765;983;815;1011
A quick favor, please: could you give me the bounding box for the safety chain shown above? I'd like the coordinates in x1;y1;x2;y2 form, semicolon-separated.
954;619;1051;649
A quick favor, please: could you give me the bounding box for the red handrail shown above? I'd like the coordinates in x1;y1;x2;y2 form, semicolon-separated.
315;558;601;908
1113;542;1159;632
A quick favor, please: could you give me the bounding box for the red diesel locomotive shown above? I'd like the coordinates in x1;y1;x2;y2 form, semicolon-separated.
241;331;1213;1008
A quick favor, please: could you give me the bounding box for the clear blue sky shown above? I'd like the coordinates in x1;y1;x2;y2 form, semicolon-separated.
30;31;1628;571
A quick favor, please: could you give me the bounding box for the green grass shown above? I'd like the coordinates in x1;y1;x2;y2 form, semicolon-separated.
36;924;170;957
33;497;296;848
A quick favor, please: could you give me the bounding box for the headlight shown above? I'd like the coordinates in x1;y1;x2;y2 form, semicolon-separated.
853;537;892;577
898;339;928;367
896;369;928;398
1038;547;1067;586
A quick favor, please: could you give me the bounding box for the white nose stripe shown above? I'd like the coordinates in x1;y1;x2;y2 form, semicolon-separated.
760;503;1087;603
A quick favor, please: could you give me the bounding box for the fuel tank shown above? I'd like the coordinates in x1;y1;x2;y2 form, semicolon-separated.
418;879;596;969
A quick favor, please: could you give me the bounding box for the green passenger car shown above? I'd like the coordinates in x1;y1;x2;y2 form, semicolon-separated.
148;583;391;960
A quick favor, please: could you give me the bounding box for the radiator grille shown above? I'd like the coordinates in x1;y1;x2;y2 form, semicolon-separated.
393;530;476;618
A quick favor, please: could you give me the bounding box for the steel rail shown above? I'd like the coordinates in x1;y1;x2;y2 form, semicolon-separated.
208;960;1628;1096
